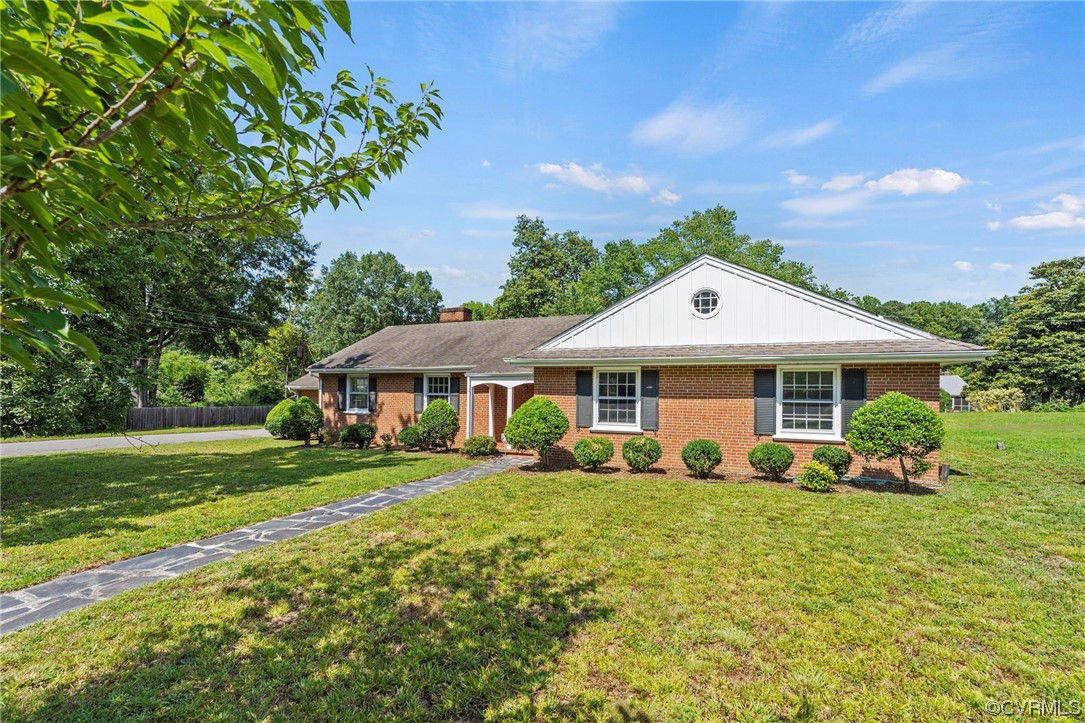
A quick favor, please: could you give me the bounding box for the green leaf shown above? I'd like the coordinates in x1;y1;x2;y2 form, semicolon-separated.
324;0;352;38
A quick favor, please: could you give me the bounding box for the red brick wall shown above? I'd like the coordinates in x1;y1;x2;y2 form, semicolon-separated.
533;363;941;481
294;389;318;403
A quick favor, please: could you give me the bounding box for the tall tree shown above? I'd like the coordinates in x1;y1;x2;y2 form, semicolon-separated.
243;321;309;393
302;252;442;355
1;1;441;368
971;257;1085;403
493;216;599;318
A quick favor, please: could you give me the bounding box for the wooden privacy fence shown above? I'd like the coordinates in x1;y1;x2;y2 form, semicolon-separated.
126;405;274;432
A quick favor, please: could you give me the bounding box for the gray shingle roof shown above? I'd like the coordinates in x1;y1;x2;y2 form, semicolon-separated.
509;338;992;364
309;315;589;375
939;373;968;396
285;373;319;389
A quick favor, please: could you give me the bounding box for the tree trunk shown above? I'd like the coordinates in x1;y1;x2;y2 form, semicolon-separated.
898;456;911;492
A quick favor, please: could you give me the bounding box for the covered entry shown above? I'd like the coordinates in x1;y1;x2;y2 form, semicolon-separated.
465;374;534;450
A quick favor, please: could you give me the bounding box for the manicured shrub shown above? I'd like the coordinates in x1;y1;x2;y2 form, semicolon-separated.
276;397;323;446
417;398;460;449
796;461;836;492
812;446;852;479
380;432;395;451
968;387;1025;412
573;437;614;470
622;436;662;473
264;398;294;438
397;425;422;449
846;391;945;490
504;396;569;467
682;439;723;479
747;442;794;481
462;434;498;457
340;423;376;449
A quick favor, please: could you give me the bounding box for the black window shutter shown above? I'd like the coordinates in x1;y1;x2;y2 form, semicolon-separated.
753;369;776;436
414;377;424;414
575;370;593;428
842;369;867;434
368;376;377;413
449;376;460;413
641;370;659;431
337;376;347;411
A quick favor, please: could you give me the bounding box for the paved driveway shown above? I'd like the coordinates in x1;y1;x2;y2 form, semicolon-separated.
1;428;270;458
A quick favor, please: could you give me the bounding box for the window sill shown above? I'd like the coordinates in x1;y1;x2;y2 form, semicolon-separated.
344;409;372;415
589;425;643;434
772;434;845;445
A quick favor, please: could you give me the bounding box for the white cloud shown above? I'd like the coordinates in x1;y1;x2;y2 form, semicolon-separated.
1009;193;1085;230
989;262;1012;271
779;191;870;217
482;160;491;167
864;168;970;195
782;169;815;187
496;4;618;80
986;221;1002;231
953;261;974;271
985;201;1001;211
863;45;960;95
537;162;650;195
630;100;758;156
842;3;933;47
821;174;865;191
651;189;681;206
761;119;838;148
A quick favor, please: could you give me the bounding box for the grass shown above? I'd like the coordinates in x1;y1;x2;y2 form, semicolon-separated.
2;413;1083;721
1;425;263;443
0;438;473;591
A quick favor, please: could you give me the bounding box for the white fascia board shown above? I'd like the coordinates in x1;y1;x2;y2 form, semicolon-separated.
308;366;473;374
507;351;994;366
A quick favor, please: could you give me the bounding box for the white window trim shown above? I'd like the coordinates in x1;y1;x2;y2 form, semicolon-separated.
774;365;844;443
591;367;642;433
424;373;451;409
345;374;370;414
690;287;722;319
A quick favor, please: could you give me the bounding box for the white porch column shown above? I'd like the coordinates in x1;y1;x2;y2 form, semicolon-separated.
505;386;514;448
465;378;474;439
487;386;494;437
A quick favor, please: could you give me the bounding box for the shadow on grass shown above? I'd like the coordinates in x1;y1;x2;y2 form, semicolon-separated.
21;535;612;721
1;446;451;548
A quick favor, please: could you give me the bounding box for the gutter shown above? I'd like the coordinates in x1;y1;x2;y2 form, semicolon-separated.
505;351;995;366
307;366;474;374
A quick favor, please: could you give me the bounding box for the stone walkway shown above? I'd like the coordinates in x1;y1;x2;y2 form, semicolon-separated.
1;428;270;457
1;455;529;635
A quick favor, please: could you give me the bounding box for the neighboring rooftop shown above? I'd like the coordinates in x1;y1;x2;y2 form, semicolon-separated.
309;315;589;375
940;373;968;396
285;373;319;389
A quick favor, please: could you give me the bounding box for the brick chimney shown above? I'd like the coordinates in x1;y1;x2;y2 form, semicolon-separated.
438;306;473;323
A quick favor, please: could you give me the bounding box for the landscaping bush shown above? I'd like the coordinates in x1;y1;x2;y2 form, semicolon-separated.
682;439;722;479
397;425;422;449
812;446;852;479
939;389;952;413
340;423;376;449
264;399;295;438
968;387;1025;413
462;434;498;457
747;442;794;480
622;436;662;472
573;437;614;470
846;391;944;490
504;396;569;467
417;399;459;449
796;461;836;492
380;432;395;451
276;397;323;445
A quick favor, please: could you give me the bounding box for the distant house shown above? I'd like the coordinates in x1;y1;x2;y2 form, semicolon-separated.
940;373;971;411
307;256;994;480
285;373;319;402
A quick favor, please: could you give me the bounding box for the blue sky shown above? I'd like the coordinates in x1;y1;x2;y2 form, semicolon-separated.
300;2;1085;306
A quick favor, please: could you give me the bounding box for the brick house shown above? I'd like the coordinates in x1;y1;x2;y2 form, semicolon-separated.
285;373;319;402
308;256;992;480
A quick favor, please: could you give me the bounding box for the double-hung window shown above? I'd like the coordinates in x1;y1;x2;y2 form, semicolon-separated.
594;369;639;429
346;375;369;413
425;375;450;407
777;367;839;437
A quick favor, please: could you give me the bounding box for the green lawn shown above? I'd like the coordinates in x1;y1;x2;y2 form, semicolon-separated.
2;413;1083;721
0;438;473;591
1;424;263;443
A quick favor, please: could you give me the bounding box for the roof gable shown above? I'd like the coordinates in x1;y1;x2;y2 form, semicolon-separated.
539;255;933;351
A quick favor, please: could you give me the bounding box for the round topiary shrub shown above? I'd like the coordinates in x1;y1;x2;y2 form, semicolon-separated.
264;398;294;438
504;396;569;467
747;442;794;481
573;437;614;470
796;460;836;492
812;446;852;479
462;434;498;457
622;436;662;472
418;399;460;449
846;391;944;490
340;423;376;449
682;439;723;479
277;397;323;446
397;425;422;450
